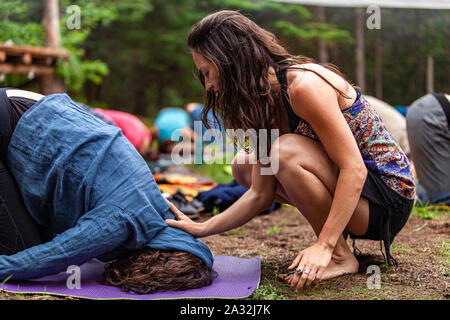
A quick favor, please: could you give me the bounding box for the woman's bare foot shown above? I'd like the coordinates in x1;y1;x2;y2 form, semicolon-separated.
321;250;359;280
279;246;359;285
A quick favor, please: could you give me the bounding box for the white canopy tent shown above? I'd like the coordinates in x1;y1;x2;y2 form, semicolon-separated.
271;0;450;10
271;0;449;97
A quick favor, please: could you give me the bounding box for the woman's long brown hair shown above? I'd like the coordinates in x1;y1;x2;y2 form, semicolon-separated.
102;249;217;294
188;10;357;136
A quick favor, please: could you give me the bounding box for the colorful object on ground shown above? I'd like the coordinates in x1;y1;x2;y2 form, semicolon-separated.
0;256;261;300
186;102;226;144
153;107;190;143
154;172;217;215
154;173;216;197
94;109;151;150
196;179;281;215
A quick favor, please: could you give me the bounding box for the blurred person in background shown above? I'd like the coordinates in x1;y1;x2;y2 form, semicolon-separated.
406;93;450;205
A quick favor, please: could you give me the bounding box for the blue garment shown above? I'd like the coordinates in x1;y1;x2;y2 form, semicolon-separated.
0;94;213;280
196;179;281;215
154;108;190;143
393;105;408;117
188;103;225;144
196;180;248;212
416;183;450;206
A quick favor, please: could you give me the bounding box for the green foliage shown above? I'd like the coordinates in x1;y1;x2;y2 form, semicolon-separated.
435;238;449;258
412;205;450;220
1;275;12;286
251;282;285;300
0;0;44;45
275;21;352;43
267;226;278;235
419;11;450;56
57;0;153;97
0;21;45;46
0;0;152;98
211;206;220;216
188;161;234;185
0;1;448;112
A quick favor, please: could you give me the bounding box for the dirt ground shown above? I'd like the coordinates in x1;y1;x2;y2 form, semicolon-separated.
202;206;449;300
1;204;448;301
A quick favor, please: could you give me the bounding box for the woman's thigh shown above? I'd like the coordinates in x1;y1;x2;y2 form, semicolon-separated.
232;135;369;236
232;135;339;201
273;134;369;236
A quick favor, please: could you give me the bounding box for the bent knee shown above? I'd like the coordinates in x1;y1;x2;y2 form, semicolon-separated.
231;151;254;189
270;134;316;168
270;134;338;185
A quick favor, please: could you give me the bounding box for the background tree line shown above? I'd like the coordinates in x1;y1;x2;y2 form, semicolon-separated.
0;0;448;118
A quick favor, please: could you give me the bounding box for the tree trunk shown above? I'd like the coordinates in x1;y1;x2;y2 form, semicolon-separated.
426;53;434;94
355;8;366;93
414;10;424;97
133;86;148;116
156;80;165;114
374;32;383;99
317;7;328;63
41;0;65;94
44;0;60;48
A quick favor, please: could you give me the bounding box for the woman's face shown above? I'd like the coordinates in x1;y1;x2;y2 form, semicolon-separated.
192;50;219;92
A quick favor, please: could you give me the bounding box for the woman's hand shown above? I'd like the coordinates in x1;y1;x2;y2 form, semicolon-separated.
287;242;333;291
164;199;205;237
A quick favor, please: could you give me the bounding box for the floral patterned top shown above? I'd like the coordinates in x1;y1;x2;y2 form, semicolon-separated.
293;90;415;200
275;66;415;200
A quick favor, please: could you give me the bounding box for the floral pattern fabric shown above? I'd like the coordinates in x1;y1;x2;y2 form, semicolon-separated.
293;92;415;200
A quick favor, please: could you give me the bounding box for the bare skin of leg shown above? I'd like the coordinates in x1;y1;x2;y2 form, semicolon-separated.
232;134;369;285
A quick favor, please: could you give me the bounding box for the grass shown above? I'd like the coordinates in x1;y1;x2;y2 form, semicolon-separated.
390;247;414;254
210;206;220;216
267;226;278;235
412;204;450;220
250;282;285;300
188;162;234;185
223;228;245;238
435;237;450;266
244;203;449;300
1;275;12;286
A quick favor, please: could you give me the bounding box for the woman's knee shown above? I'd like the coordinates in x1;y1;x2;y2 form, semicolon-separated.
231;150;254;188
270;134;300;166
270;134;316;174
270;134;338;191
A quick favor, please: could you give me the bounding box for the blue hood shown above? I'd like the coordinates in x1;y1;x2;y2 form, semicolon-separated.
147;209;213;268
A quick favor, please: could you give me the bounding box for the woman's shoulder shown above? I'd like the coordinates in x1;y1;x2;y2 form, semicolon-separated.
287;63;356;109
288;63;345;88
286;64;338;98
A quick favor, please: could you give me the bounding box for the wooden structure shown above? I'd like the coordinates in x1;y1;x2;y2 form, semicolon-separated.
0;44;69;77
0;0;68;94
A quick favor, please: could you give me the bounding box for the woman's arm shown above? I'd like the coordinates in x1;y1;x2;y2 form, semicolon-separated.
166;161;277;237
0;205;129;280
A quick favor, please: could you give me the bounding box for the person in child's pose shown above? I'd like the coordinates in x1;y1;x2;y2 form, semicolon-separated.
0;88;216;294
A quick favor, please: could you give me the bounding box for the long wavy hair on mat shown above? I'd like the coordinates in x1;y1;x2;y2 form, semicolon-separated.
101;248;217;294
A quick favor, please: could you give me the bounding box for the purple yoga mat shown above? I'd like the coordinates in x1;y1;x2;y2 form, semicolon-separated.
0;256;260;300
